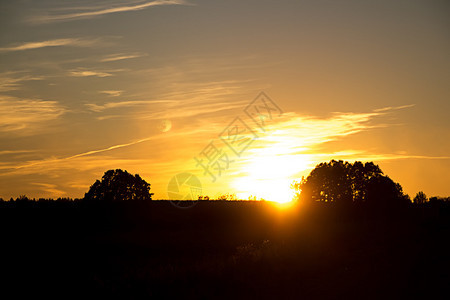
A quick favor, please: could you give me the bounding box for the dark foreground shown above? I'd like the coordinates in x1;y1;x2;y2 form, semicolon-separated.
1;200;449;299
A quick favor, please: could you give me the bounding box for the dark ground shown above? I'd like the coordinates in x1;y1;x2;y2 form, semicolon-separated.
1;200;449;299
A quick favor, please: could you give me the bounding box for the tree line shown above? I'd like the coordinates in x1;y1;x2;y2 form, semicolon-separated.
1;162;449;205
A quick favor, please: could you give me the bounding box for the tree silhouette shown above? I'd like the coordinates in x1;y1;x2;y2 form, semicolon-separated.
84;169;153;201
217;193;237;201
413;191;427;204
294;160;409;206
366;175;409;207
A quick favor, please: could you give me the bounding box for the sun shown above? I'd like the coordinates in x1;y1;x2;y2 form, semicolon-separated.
232;146;311;204
234;177;294;203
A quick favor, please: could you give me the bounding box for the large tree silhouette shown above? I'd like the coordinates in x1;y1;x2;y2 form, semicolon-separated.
84;169;153;201
294;160;409;206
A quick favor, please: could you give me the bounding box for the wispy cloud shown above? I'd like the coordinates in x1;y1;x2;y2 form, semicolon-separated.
0;38;99;53
68;68;125;78
251;108;405;155
85;79;251;120
0;72;45;92
373;104;416;112
99;90;123;97
101;53;146;62
314;152;450;161
225;104;448;200
232;105;423;179
0;122;216;177
69;70;112;78
85;99;176;112
30;0;187;24
0;95;66;133
0;150;36;156
31;183;66;197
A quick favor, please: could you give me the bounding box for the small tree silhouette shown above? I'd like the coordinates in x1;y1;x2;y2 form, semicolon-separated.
217;193;237;200
413;191;427;204
84;169;153;201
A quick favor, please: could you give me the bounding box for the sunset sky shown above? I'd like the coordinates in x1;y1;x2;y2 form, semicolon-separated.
1;0;449;201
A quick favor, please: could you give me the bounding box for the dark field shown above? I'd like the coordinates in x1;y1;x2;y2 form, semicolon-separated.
1;200;449;299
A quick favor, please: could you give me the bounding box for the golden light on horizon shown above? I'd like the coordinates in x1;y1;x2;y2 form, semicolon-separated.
232;137;311;203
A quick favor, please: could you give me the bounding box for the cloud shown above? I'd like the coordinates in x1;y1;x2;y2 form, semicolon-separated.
230;105;424;181
0;38;99;53
0;121;217;179
85;99;176;112
31;183;66;197
99;90;123;97
68;67;125;78
63;137;157;160
0;135;165;175
256;104;418;154
30;0;187;24
0;150;35;156
0;72;45;92
85;79;252;121
0;95;66;133
101;53;146;62
87;99;246;120
69;70;113;78
373;104;416;112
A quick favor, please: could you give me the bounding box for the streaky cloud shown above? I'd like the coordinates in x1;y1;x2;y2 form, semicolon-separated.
69;70;112;78
85;99;177;112
373;104;416;112
0;72;45;92
99;90;123;97
0;95;66;133
0;38;99;53
0;150;36;156
101;53;146;62
68;68;125;78
30;0;188;24
31;183;66;197
308;151;450;161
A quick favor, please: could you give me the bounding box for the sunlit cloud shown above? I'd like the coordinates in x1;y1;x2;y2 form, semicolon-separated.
86;80;252;121
0;96;66;133
0;121;218;179
0;135;167;174
374;104;416;112
0;38;99;53
100;53;146;62
31;183;66;197
0;72;45;92
142;100;248;120
30;0;188;24
228;105;428;201
89;100;247;121
69;69;112;78
99;90;123;97
0;150;36;156
68;68;125;77
85;99;176;112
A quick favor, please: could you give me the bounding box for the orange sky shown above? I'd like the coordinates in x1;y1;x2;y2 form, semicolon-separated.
0;0;449;200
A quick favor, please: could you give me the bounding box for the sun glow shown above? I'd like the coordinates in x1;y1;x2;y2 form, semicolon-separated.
232;134;312;203
235;178;294;203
